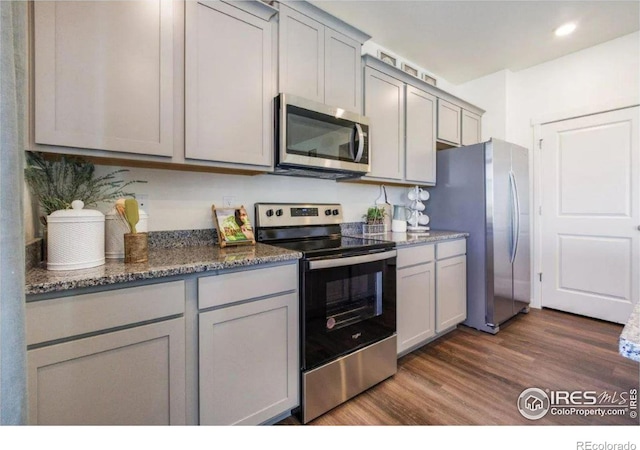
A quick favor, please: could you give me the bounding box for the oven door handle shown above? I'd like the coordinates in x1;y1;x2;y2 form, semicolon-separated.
307;250;396;270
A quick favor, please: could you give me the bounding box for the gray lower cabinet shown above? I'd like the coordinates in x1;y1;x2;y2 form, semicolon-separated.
397;259;436;355
197;263;299;425
435;240;467;333
26;281;187;425
396;239;467;356
436;255;468;333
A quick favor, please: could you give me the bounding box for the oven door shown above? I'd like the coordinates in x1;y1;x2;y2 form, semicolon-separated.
301;249;396;371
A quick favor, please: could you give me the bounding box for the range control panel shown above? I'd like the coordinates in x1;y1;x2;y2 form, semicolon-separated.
255;203;343;227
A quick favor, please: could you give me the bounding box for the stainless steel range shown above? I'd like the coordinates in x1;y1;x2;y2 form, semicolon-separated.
255;203;397;424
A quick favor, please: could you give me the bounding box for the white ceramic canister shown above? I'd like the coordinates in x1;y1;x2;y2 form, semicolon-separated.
47;200;105;270
105;207;148;259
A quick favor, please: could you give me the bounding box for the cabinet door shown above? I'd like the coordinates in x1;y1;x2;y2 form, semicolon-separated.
34;1;173;156
364;67;405;180
324;28;362;113
199;292;299;425
406;86;437;184
436;255;467;332
437;99;462;145
397;262;436;355
461;109;482;146
278;4;324;103
185;0;273;167
27;318;186;425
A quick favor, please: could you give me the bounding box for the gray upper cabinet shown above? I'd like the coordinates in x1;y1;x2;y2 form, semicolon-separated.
33;0;174;157
363;67;405;181
278;1;369;113
361;55;483;186
461;109;482;146
278;4;325;104
406;86;437;185
437;99;462;145
185;0;276;168
324;28;362;113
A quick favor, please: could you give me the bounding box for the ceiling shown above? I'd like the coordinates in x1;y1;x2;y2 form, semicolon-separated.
310;1;640;84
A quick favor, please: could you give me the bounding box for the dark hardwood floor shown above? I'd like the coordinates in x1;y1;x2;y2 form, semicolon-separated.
278;308;639;425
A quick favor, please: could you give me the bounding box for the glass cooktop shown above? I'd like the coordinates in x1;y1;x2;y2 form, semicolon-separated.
272;236;395;259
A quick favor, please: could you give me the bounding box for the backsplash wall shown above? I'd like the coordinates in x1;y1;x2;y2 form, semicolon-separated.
83;165;414;233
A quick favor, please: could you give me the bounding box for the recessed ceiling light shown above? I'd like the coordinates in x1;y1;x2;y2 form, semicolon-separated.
555;22;577;37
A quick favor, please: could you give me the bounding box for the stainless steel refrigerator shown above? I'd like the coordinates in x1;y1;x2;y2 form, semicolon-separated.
428;138;530;334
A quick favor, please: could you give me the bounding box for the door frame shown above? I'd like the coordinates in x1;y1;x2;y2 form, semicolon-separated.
531;97;639;310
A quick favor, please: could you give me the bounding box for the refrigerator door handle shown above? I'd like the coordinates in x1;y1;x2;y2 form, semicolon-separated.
510;171;521;264
509;171;519;264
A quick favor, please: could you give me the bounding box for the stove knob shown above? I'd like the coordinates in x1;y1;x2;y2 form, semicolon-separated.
324;209;332;216
275;209;284;217
265;209;274;217
332;209;339;216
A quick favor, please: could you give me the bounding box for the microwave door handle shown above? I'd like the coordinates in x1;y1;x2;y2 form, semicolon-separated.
354;123;365;162
349;125;357;160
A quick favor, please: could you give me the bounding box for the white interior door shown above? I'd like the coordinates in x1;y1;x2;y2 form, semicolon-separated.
540;106;639;323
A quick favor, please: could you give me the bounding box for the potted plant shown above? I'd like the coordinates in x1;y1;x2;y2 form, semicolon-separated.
24;151;145;225
24;152;146;261
363;206;387;235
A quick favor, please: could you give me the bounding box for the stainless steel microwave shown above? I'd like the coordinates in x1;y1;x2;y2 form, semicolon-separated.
274;93;370;179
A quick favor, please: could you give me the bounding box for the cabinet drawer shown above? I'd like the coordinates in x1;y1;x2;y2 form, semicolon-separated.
436;239;466;260
27;281;186;346
397;244;435;269
198;263;297;310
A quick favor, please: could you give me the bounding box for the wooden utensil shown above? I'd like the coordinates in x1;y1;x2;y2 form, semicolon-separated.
124;198;139;234
115;198;130;232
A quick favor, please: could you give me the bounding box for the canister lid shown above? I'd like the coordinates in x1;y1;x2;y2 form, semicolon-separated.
48;200;104;223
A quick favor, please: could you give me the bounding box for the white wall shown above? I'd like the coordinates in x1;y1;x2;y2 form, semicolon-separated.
508;31;640;148
26;161;415;237
39;166;409;233
450;69;509;141
446;31;639;148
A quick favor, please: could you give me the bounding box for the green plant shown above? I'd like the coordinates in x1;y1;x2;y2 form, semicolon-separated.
363;206;386;224
24;152;146;222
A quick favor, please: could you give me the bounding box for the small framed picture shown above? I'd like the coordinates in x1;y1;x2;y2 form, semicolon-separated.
377;50;397;67
422;73;437;86
212;205;256;248
401;62;419;77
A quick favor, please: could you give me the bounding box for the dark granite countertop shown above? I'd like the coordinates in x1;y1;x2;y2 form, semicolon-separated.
26;243;302;296
619;302;640;362
348;230;469;247
25;227;466;296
